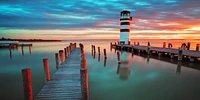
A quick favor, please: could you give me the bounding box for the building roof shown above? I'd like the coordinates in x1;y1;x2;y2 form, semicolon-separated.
121;10;130;14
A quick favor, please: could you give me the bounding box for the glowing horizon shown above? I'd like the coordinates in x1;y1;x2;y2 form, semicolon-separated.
0;0;200;39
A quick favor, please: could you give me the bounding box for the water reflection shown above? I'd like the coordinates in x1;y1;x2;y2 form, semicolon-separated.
176;61;182;75
147;55;150;63
104;58;107;67
93;53;96;59
117;52;130;80
29;46;32;54
98;54;100;62
21;46;24;56
9;50;12;59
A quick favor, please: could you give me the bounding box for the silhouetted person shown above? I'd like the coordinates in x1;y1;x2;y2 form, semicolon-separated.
148;42;150;46
181;43;187;50
168;43;173;48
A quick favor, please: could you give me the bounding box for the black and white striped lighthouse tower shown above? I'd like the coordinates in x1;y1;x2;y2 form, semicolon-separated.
120;10;132;44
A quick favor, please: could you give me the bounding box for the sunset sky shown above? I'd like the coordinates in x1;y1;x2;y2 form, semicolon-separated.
0;0;200;40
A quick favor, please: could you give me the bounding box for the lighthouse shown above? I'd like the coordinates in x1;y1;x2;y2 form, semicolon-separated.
120;10;132;44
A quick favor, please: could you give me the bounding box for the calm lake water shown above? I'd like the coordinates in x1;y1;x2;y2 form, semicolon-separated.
0;39;200;100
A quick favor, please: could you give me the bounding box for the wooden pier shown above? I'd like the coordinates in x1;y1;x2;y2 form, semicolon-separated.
20;43;89;100
34;48;82;100
111;43;200;62
0;43;32;48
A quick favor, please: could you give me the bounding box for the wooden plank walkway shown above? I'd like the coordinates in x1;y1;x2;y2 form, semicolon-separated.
35;48;82;100
114;44;200;58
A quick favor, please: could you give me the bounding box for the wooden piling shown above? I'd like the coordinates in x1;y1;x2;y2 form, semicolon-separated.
104;49;107;58
55;53;59;69
93;45;96;54
22;44;24;56
163;42;166;48
29;45;32;54
91;45;93;52
80;69;89;100
70;43;72;52
21;68;33;100
43;58;51;82
67;46;70;55
64;48;68;58
178;47;183;61
117;51;121;64
187;42;190;50
59;50;65;63
196;44;199;51
98;47;100;55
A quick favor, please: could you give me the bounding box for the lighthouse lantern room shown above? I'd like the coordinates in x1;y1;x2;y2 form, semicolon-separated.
120;10;132;44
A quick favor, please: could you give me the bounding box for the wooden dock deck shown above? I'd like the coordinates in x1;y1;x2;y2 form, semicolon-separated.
112;44;200;62
35;48;82;100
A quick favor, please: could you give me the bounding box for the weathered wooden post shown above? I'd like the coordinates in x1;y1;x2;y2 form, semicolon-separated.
104;49;107;58
93;45;96;54
147;46;150;55
70;43;72;52
196;44;200;51
64;48;68;58
98;47;100;55
21;68;33;100
43;58;51;82
163;42;166;48
187;42;190;50
178;47;183;61
117;51;121;64
55;53;59;69
80;69;89;100
59;50;65;63
91;45;93;52
74;42;76;48
29;45;32;54
22;44;24;56
67;46;70;55
81;54;87;69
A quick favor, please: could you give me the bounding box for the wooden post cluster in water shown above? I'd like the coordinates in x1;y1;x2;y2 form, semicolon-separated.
21;42;77;100
80;43;89;100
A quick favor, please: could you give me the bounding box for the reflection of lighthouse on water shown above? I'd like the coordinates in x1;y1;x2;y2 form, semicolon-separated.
117;52;130;80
